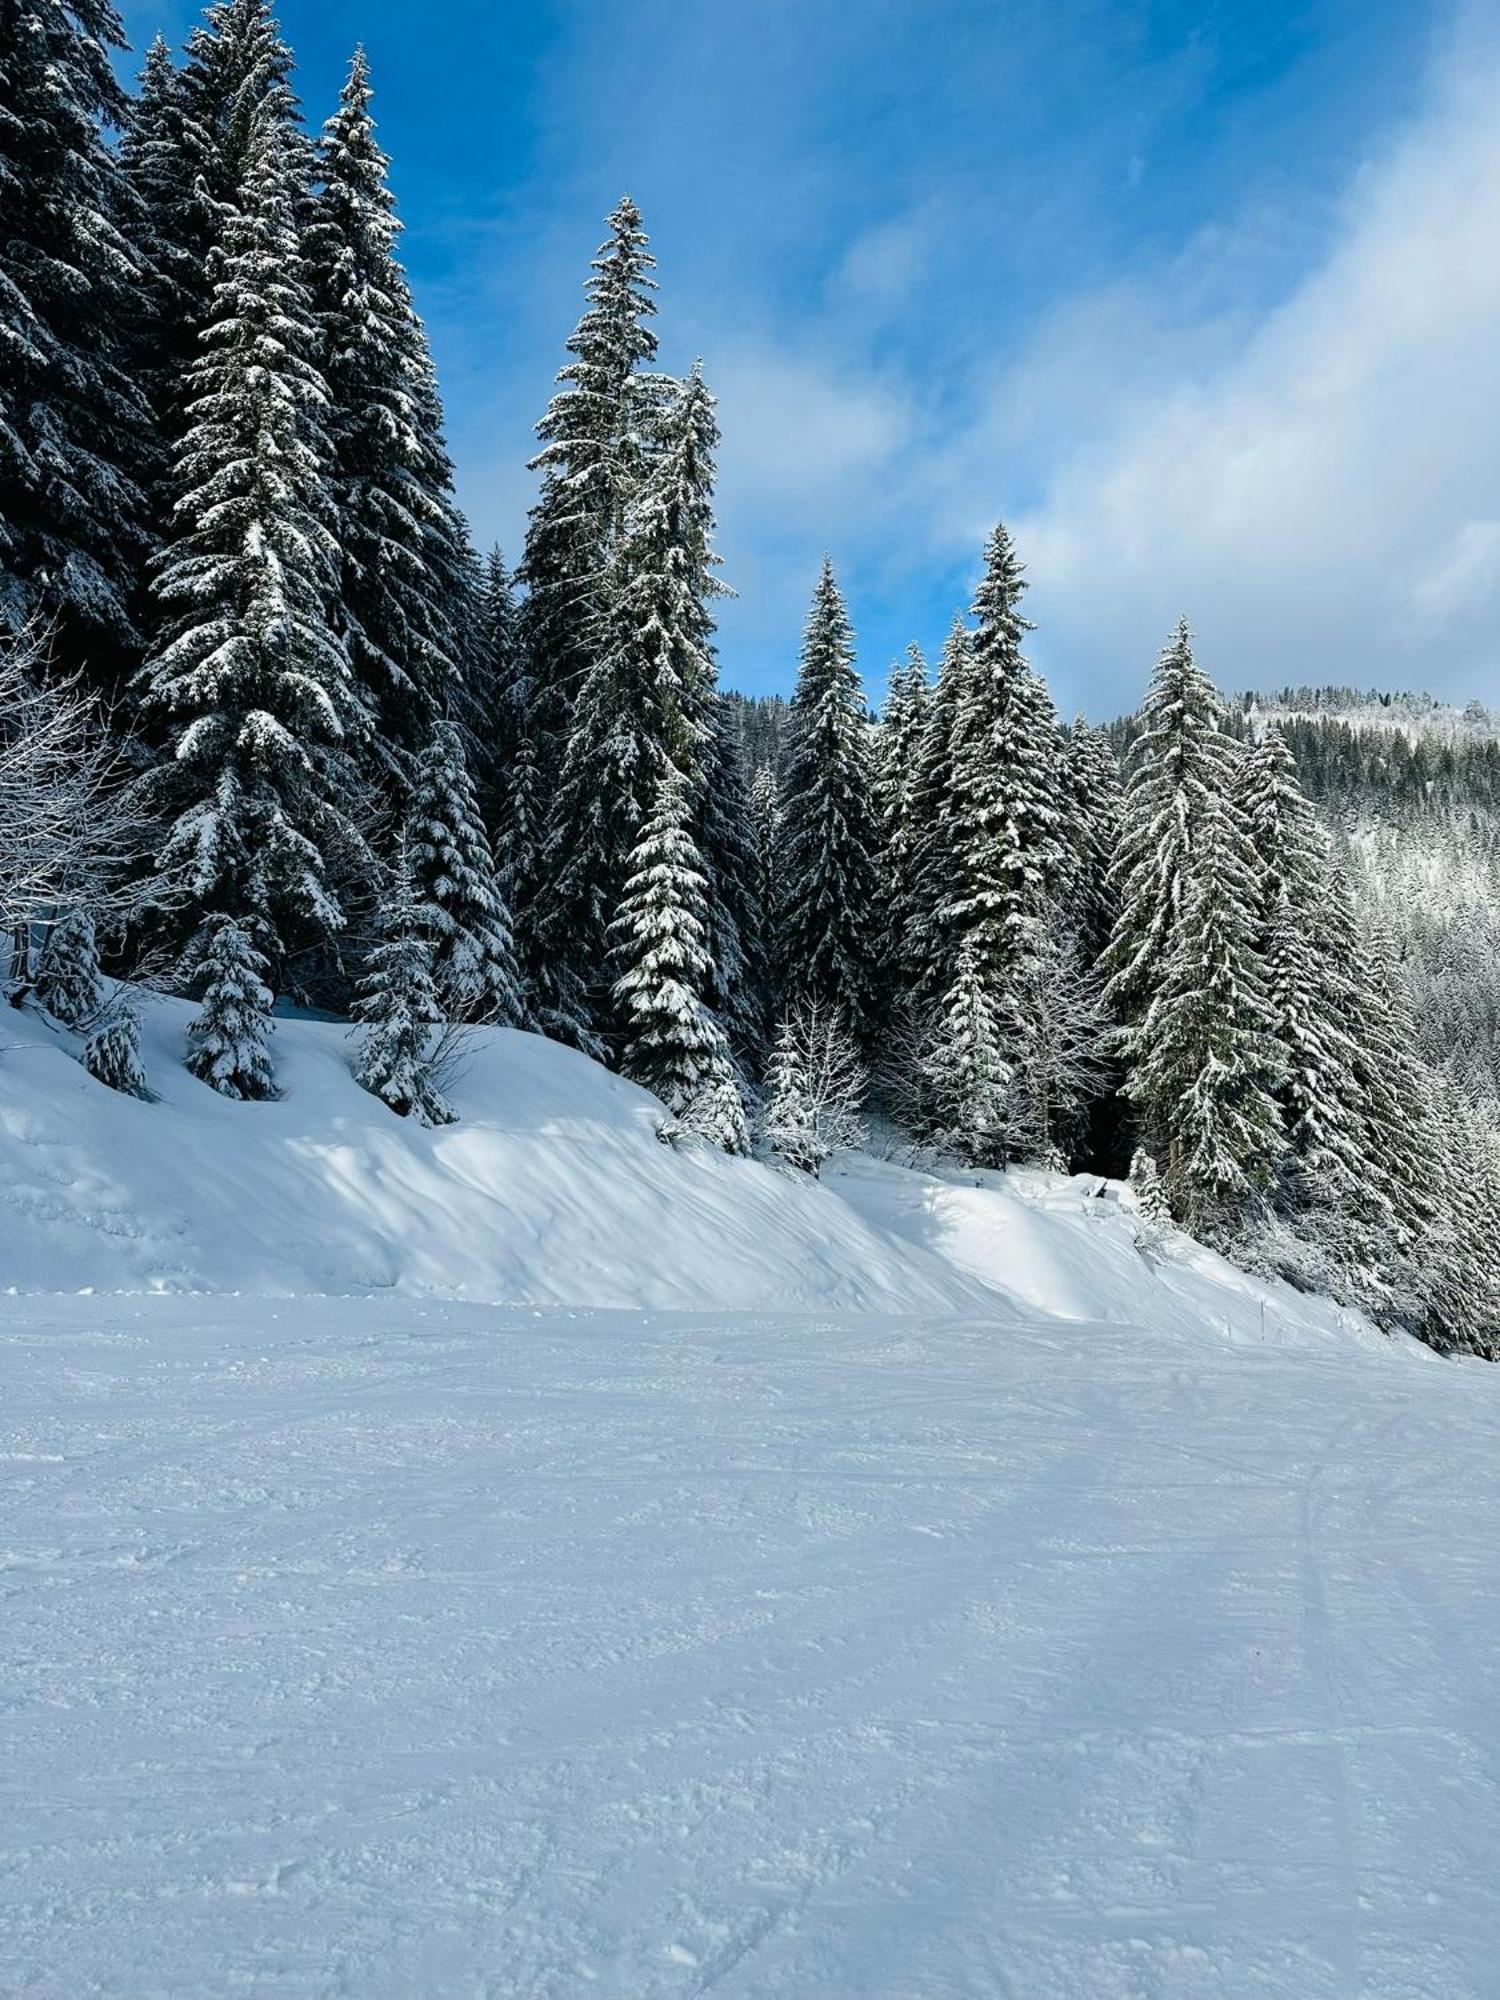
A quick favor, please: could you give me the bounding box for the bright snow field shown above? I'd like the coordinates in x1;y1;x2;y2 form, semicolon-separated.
4;1290;1499;1999
2;1002;1498;1996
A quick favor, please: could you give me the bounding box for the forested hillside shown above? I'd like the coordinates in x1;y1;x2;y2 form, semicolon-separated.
4;0;1498;1360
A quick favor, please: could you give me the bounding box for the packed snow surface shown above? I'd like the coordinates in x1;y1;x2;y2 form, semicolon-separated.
4;1002;1499;1996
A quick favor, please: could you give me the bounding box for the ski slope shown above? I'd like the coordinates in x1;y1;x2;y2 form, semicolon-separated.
4;1291;1498;1999
3;1001;1498;1996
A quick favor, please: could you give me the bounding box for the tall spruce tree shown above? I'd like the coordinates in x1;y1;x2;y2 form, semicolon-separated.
305;48;467;775
117;34;193;553
535;364;723;1047
776;559;880;1041
139;23;360;989
1234;726;1365;1200
940;523;1065;1019
1124;799;1286;1245
609;767;747;1153
0;0;150;692
902;616;974;997
1100;619;1240;1025
518;194;658;771
874;644;929;1005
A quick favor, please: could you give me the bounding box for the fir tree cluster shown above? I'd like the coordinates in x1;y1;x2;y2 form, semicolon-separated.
3;0;1496;1360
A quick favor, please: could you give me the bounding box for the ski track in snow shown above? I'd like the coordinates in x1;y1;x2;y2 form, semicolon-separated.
3;1294;1498;1999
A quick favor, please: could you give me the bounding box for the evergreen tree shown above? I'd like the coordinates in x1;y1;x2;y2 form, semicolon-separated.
185;913;275;1099
352;842;452;1125
518;194;658;770
0;0;150;692
407;719;522;1024
85;994;148;1097
117;33;194;550
609;767;747;1151
305;48;467;774
1101;619;1241;1025
748;763;782;957
536;364;722;1045
874;644;929;1002
939;523;1065;1017
139;38;360;984
1124;801;1286;1245
1128;1147;1170;1227
776;560;880;1040
135;0;309;459
1234;726;1364;1199
923;937;1011;1167
34;905;103;1027
902;616;974;996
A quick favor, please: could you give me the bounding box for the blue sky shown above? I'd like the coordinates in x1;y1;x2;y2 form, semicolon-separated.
116;0;1500;716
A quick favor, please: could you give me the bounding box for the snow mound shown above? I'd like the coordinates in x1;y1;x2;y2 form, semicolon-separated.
0;995;983;1312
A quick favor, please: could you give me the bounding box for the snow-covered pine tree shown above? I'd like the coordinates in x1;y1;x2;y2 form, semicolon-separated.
0;0;150;695
85;994;149;1097
117;33;195;552
1123;799;1286;1246
748;763;783;953
536;363;723;1048
1058;717;1122;966
1426;1093;1500;1361
775;560;880;1042
184;913;275;1099
874;644;929;1006
1337;909;1450;1321
901;616;974;998
938;524;1065;1022
352;841;452;1125
1233;726;1365;1203
609;766;748;1153
408;719;522;1025
1128;1147;1170;1226
128;0;308;492
139;47;362;992
923;937;1011;1167
518;194;658;775
34;905;104;1028
306;49;468;777
1100;619;1240;1025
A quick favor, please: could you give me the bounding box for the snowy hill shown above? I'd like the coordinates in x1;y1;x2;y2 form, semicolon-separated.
0;996;984;1311
0;993;1388;1357
8;996;1500;1999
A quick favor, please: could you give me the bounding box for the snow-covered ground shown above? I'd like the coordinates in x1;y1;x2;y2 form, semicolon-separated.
0;998;978;1311
4;1003;1498;1997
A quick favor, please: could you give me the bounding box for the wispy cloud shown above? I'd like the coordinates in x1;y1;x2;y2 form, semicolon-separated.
1008;22;1500;710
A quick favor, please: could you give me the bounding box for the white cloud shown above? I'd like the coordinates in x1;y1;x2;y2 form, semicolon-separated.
1002;28;1500;707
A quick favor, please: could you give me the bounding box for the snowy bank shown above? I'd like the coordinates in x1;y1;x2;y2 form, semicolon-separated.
0;995;984;1311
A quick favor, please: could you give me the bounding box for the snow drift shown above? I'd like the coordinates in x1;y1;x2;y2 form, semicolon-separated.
0;995;982;1311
